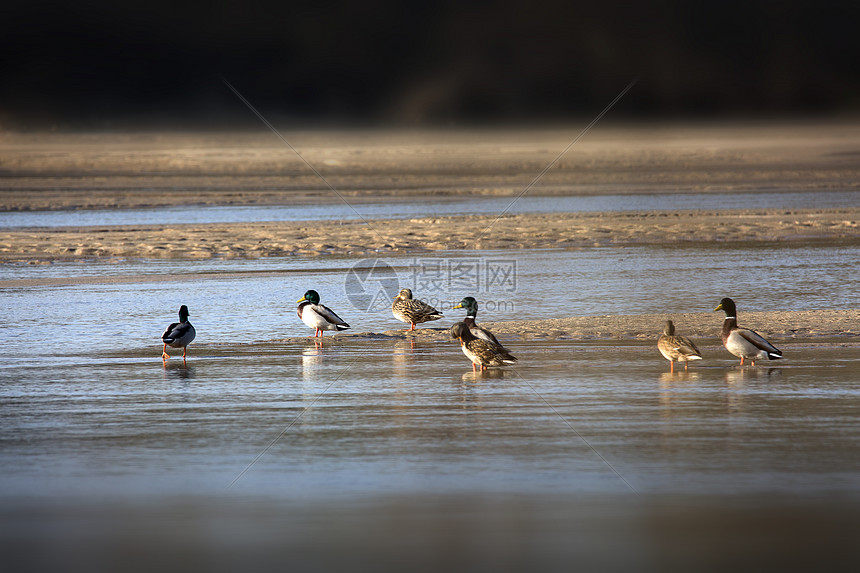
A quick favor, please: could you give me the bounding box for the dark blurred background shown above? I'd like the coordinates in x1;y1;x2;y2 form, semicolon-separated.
1;0;858;129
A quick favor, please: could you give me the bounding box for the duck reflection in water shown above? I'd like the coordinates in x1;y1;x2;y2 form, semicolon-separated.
301;344;325;381
658;370;701;386
391;341;417;379
461;368;511;383
162;361;195;381
725;367;782;386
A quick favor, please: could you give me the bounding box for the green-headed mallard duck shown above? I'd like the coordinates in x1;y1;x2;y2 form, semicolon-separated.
297;290;350;337
714;297;782;366
453;296;509;352
162;305;196;361
657;319;702;372
451;321;517;371
392;288;443;331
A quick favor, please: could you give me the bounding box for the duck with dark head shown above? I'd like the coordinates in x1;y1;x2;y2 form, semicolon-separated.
297;290;350;337
162;305;196;362
450;321;517;372
715;297;782;366
453;296;510;352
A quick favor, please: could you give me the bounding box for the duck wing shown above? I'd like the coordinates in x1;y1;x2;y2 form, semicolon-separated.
673;335;702;357
163;321;192;343
410;299;442;316
162;321;180;341
395;299;443;322
471;339;517;364
657;335;676;356
315;303;350;328
736;328;782;357
472;325;513;353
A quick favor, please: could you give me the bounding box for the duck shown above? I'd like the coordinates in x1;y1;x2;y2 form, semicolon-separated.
714;297;782;366
453;296;509;351
297;290;350;337
657;319;702;372
451;322;517;371
162;305;196;361
392;288;443;331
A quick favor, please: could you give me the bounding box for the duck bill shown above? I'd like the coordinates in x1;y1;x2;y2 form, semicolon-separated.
297;296;307;303
714;303;723;312
453;303;464;309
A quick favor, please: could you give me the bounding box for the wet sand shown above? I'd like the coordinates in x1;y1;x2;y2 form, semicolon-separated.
3;122;860;260
264;308;860;345
2;207;860;261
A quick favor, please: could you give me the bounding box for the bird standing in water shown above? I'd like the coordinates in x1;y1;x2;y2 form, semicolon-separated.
714;297;782;366
657;319;702;372
451;322;517;371
297;290;351;337
453;296;510;352
392;288;443;331
162;305;196;362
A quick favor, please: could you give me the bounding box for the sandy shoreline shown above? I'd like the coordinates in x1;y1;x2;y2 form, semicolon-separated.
2;123;860;260
2;207;859;262
306;308;859;343
473;308;860;342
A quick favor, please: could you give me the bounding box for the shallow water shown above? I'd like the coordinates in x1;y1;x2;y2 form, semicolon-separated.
3;241;860;569
2;339;860;498
2;189;859;228
2;338;859;571
2;244;859;357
